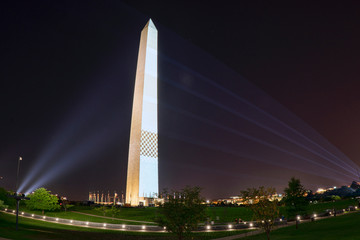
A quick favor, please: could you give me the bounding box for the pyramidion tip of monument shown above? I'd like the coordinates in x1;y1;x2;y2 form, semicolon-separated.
145;18;157;30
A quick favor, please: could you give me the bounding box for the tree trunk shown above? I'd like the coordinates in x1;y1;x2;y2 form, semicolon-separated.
266;230;270;240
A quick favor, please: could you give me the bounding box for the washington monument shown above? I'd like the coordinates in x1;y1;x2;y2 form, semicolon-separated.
126;19;158;206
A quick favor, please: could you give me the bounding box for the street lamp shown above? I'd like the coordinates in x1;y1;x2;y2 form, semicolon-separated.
15;156;22;192
8;156;30;231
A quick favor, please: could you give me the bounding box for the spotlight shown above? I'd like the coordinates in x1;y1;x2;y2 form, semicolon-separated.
43;216;46;219
122;224;125;228
228;224;232;229
297;216;300;220
142;225;146;230
4;208;7;211
206;225;210;230
70;220;73;223
314;214;317;217
12;210;15;213
103;223;107;227
86;222;89;225
249;223;253;227
21;212;24;215
31;214;34;217
56;218;59;221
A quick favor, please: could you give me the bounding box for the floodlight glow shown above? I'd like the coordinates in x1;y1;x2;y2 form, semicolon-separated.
297;216;300;220
103;223;107;227
163;55;358;176
23;120;120;194
206;225;210;230
142;225;146;230
228;224;232;229
249;223;253;227
12;210;15;213
166;128;348;183
314;214;317;217
56;218;59;221
4;208;7;211
70;220;73;223
31;214;34;217
86;222;89;225
21;212;24;215
43;216;46;219
122;224;125;228
164;104;354;180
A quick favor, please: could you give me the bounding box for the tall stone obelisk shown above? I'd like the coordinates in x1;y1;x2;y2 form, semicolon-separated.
126;19;158;206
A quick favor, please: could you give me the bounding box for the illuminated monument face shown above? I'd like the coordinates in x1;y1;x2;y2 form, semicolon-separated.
126;19;158;206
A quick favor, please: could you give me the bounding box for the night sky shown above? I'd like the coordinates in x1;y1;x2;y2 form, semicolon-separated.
1;1;360;200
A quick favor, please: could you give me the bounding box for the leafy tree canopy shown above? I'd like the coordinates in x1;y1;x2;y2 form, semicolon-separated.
0;188;16;208
241;186;279;240
156;186;207;240
25;188;60;214
283;177;308;218
0;200;8;209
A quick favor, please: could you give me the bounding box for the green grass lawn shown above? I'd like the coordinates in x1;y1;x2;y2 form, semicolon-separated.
10;198;358;227
207;199;359;223
239;211;360;240
0;212;251;240
73;206;158;223
16;208;153;225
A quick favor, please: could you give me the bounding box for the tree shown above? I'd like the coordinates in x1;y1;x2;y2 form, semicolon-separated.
283;177;308;220
0;188;16;208
241;186;279;240
155;186;207;240
0;200;8;209
95;205;108;216
108;205;120;221
25;188;60;214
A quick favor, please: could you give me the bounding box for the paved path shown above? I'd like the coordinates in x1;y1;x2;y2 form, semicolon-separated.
70;211;156;224
212;223;294;240
212;214;342;240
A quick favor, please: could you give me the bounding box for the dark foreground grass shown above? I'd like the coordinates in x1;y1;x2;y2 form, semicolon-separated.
0;212;251;240
240;211;360;240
